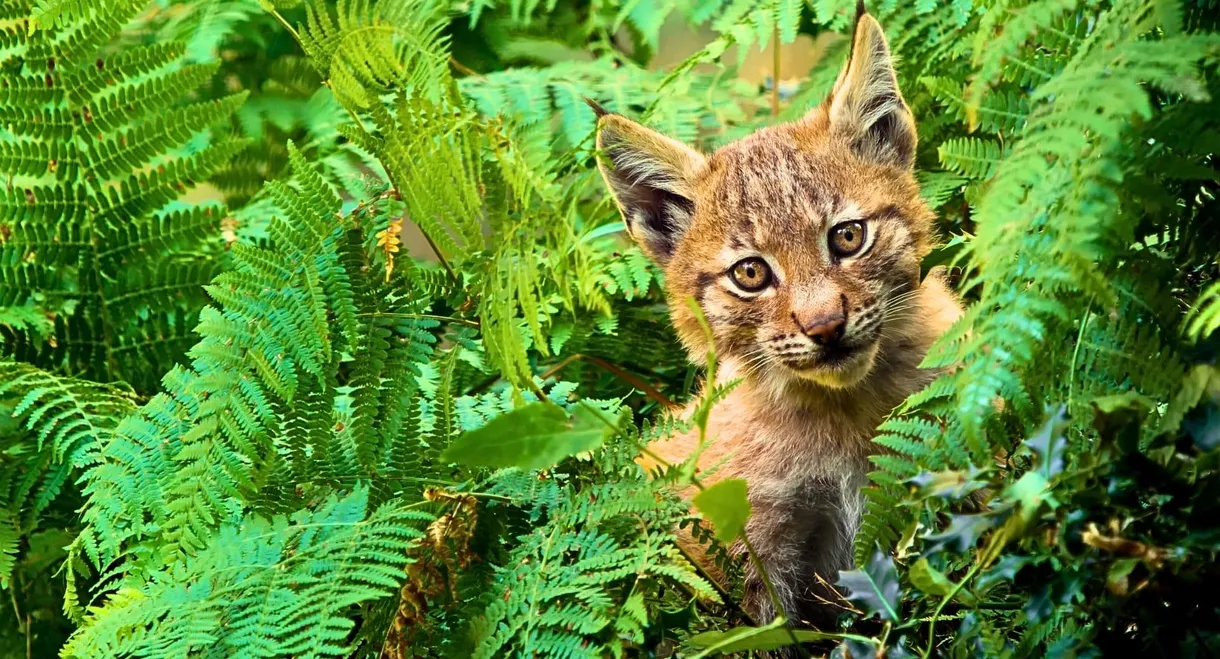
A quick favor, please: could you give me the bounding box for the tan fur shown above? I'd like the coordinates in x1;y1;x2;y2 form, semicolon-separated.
594;10;962;632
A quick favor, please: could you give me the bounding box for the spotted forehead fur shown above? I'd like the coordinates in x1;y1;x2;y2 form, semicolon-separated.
692;123;931;261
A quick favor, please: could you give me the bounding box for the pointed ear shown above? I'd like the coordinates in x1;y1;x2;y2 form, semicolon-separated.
825;11;917;169
591;104;706;264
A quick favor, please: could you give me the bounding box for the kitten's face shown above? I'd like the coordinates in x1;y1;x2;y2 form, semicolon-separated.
664;127;931;389
595;10;931;390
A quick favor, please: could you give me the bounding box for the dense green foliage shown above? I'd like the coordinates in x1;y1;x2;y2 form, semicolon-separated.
0;0;1217;657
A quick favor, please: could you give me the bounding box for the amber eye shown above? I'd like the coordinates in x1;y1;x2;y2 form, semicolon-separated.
829;220;867;257
729;257;772;292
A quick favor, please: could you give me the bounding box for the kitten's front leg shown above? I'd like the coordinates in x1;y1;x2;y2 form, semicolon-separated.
736;493;809;626
737;480;859;657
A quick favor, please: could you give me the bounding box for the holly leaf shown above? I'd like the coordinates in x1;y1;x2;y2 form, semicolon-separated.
923;513;997;555
441;402;610;470
1023;405;1068;478
836;548;900;622
693;478;750;543
908;468;987;500
976;554;1030;591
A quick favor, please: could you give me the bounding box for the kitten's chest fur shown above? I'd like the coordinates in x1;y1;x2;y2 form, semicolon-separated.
651;356;928;506
641;279;960;573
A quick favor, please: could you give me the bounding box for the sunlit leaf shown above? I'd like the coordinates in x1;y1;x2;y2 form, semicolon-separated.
693;478;751;543
442;402;611;470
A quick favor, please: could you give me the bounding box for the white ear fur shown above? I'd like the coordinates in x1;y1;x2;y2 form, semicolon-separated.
825;13;917;169
591;105;707;263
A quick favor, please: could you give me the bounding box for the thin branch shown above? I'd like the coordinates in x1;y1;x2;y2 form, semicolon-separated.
265;5;302;43
410;219;460;283
541;353;677;410
449;56;480;77
606;414;810;658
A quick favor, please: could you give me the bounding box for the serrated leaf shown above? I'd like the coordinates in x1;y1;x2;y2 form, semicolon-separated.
441;402;611;470
910;559;978;606
908;468;987;500
836;548;900;621
1023;405;1068;478
923;513;997;555
693;478;750;543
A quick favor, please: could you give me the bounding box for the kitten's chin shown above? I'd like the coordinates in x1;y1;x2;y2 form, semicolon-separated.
790;342;880;389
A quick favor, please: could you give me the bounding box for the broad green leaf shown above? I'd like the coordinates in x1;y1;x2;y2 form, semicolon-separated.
909;558;954;596
1005;470;1052;520
836;548;901;622
693;478;750;543
910;559;978;605
441;402;610;470
688;619;841;656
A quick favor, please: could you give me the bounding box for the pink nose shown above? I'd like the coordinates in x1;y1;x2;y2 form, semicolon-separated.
795;313;845;345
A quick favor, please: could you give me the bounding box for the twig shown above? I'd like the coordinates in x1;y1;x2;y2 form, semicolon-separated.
811;572;861;614
449;56;480;77
672;534;758;625
631;432;810;657
265;5;301;43
541;353;677;410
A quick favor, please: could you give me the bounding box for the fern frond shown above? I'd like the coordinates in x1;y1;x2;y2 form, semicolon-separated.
937;137;1003;180
0;4;244;392
64;487;430;658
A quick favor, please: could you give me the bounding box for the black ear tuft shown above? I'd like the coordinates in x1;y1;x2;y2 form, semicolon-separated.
584;97;612;119
824;14;918;170
855;0;867;23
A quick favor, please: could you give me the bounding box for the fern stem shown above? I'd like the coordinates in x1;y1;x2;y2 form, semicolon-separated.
1066;296;1094;412
633;440;809;655
449;56;480;77
264;3;461;283
264;6;302;43
741;534;810;655
404;212;460;283
921;561;983;659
